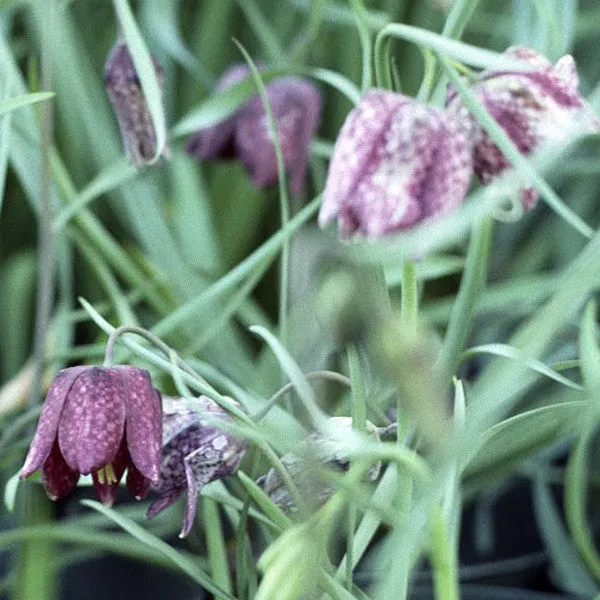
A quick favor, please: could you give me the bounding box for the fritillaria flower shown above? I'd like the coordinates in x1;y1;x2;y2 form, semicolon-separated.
318;90;474;238
104;42;170;166
446;46;599;209
20;366;162;505
147;396;247;538
257;417;381;514
186;64;321;195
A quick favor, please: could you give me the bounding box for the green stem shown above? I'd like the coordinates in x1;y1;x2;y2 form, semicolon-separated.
430;507;460;600
348;0;373;91
233;43;291;358
20;5;57;600
400;259;418;330
564;425;600;581
15;487;56;600
436;217;492;384
203;497;232;594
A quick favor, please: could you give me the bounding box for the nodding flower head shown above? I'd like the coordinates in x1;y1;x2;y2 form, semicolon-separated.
257;416;381;514
446;46;599;210
186;64;321;195
147;396;247;538
20;366;162;505
104;42;170;166
318;89;474;238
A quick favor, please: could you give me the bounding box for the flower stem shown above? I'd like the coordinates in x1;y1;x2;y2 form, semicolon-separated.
430;507;460;600
436;217;492;384
400;259;418;330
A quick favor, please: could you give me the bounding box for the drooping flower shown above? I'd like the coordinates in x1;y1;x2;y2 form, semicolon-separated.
147;396;247;538
318;90;474;238
20;366;162;505
446;46;599;209
257;417;381;514
186;64;321;195
104;42;170;166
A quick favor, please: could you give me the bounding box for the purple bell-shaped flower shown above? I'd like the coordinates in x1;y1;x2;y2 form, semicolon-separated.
20;366;162;505
446;46;599;210
318;89;474;238
186;64;321;195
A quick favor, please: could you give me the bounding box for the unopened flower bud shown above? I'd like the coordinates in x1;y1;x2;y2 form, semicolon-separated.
104;42;170;166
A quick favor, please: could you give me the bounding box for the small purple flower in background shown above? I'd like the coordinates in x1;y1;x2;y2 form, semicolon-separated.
446;46;599;210
147;396;247;538
318;90;474;238
186;64;321;195
20;366;162;505
105;42;170;166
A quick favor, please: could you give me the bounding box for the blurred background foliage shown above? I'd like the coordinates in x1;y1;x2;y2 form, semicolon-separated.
1;0;600;599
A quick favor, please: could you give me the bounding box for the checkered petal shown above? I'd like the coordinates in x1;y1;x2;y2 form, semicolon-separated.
119;366;162;485
21;366;89;479
319;90;473;237
447;46;598;209
57;367;126;475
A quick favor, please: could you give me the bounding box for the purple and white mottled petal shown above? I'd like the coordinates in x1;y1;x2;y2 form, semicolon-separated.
120;368;162;485
320;92;473;237
57;367;126;474
319;90;409;230
21;366;88;479
235;77;321;195
41;440;80;500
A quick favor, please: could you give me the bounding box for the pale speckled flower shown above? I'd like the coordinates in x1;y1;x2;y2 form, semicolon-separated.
318;90;474;238
104;42;170;166
186;64;321;195
20;366;162;505
257;417;381;514
446;46;599;210
147;396;247;538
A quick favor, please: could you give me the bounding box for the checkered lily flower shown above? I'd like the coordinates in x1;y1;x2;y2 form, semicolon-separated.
20;366;162;505
318;89;474;237
446;46;599;209
186;64;321;195
147;396;247;538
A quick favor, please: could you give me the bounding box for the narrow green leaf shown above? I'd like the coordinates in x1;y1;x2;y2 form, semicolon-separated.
171;70;280;138
533;477;599;596
81;500;236;600
462;343;584;391
52;159;139;231
579;299;600;396
0;91;54;117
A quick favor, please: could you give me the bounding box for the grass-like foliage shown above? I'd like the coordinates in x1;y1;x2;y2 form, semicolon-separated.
1;1;600;599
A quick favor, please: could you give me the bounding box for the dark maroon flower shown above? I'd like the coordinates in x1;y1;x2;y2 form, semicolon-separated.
20;366;162;505
446;46;599;210
318;90;474;238
147;396;247;538
186;64;321;195
104;42;170;166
